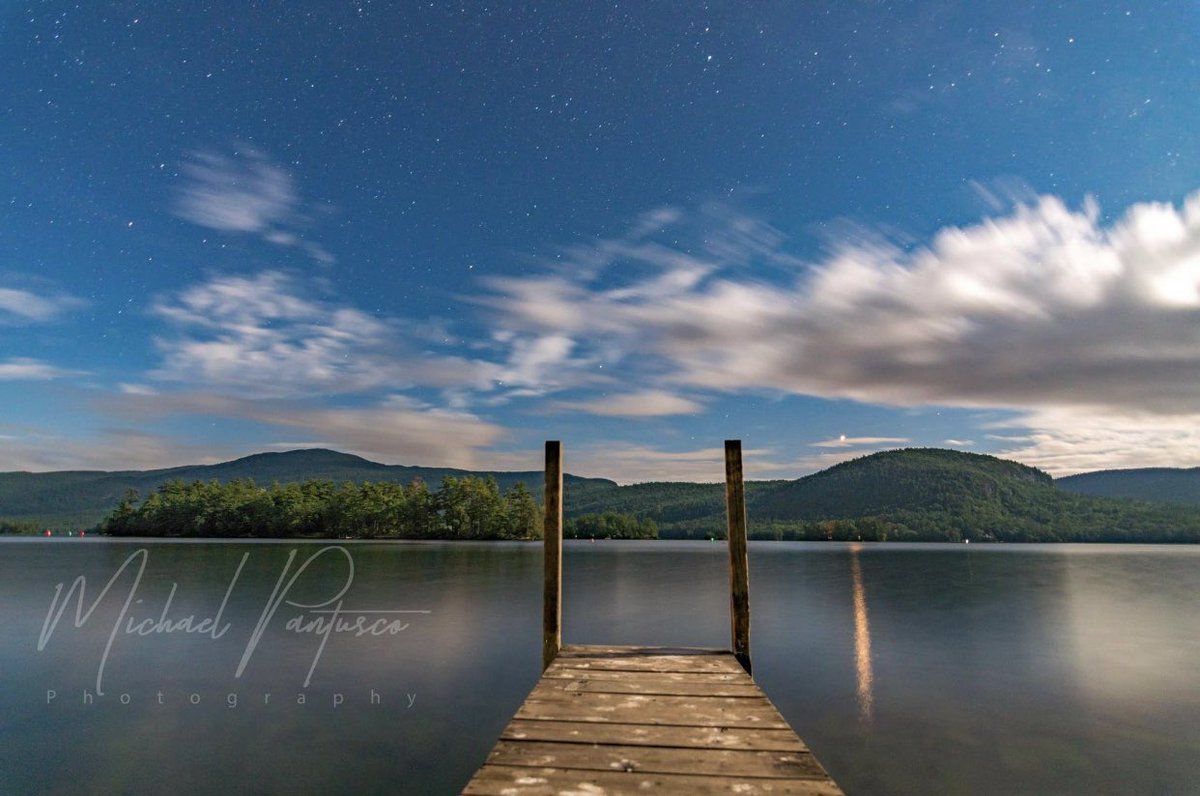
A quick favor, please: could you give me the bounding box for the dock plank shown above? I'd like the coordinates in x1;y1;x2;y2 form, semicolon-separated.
461;646;845;795
515;693;791;728
500;720;809;752
536;672;764;697
462;766;845;795
483;740;827;779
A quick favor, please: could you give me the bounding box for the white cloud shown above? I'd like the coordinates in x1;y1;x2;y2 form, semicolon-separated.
0;428;229;472
991;409;1200;476
563;443;779;484
100;392;506;470
0;358;81;381
0;285;83;323
558;442;882;483
149;271;496;398
811;435;910;449
496;333;580;393
118;383;159;396
175;145;334;264
552;390;704;417
943;438;976;447
482;191;1200;458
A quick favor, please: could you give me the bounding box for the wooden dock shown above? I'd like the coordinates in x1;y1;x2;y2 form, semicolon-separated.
461;442;846;795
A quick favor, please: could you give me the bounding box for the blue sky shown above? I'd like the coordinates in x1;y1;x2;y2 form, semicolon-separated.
2;2;1199;481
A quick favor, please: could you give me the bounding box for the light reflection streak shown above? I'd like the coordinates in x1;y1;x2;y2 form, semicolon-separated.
850;544;874;724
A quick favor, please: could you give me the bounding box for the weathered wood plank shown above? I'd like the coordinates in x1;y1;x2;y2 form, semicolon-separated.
500;719;809;751
559;645;727;655
462;766;845;796
514;692;792;728
547;654;746;675
534;673;763;697
543;667;745;684
462;647;844;794
484;740;827;779
725;439;752;674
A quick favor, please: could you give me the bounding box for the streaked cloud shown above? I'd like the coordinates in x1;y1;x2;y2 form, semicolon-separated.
175;145;334;264
991;409;1200;476
552;390;704;417
812;435;911;449
0;357;82;381
563;443;778;483
560;442;886;484
118;383;159;396
481;191;1200;467
0;428;229;472
149;271;497;398
0;284;83;323
98;391;505;470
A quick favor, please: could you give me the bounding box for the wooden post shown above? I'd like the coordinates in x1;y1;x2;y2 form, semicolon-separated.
725;439;752;674
543;440;563;671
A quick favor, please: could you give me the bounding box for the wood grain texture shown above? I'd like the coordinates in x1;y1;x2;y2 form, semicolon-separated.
461;646;845;795
542;440;562;671
725;439;752;675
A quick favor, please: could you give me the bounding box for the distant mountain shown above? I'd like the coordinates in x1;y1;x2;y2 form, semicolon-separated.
752;448;1051;520
0;448;614;530
1057;468;1200;506
6;447;1200;542
573;449;1200;543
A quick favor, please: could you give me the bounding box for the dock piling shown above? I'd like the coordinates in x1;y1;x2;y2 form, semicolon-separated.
725;439;752;674
542;440;563;671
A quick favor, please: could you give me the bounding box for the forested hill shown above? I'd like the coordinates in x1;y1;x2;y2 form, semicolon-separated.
575;448;1200;543
1057;467;1200;506
6;447;1200;542
752;448;1051;520
0;448;613;530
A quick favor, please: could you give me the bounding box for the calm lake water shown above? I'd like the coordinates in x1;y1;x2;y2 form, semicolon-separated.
1;539;1197;795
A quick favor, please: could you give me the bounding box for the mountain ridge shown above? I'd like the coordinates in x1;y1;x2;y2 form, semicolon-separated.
1057;467;1200;506
0;447;614;529
4;447;1199;542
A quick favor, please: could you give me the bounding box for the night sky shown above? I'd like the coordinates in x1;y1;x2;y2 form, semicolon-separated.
3;2;1199;481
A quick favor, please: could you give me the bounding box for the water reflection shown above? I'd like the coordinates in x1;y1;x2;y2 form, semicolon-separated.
849;544;874;724
6;540;1200;795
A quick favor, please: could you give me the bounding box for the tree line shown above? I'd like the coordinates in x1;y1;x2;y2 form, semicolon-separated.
100;475;543;539
564;512;658;539
0;519;42;535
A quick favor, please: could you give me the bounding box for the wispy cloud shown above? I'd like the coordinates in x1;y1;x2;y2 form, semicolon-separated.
0;358;83;381
991;409;1200;476
149;271;496;398
466;189;1200;473
0;428;229;472
551;390;703;418
0;284;83;323
100;391;505;470
559;442;886;483
481;190;1200;447
175;145;334;264
563;443;780;483
811;435;910;449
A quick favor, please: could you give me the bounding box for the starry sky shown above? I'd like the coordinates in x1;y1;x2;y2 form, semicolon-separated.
2;1;1199;481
